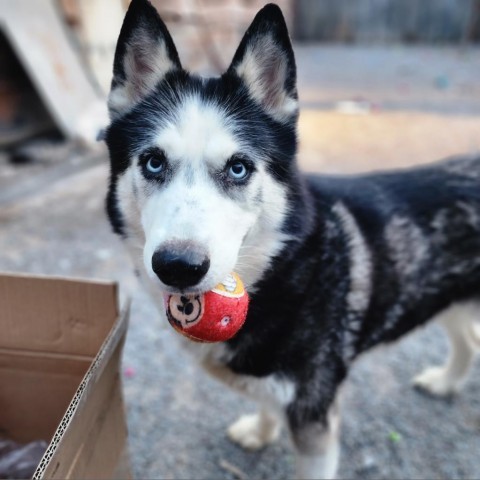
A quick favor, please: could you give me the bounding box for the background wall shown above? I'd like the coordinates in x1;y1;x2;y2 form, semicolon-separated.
294;0;480;43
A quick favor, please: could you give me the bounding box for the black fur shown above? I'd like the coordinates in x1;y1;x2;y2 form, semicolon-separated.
227;155;480;429
105;69;298;236
111;0;181;89
106;1;300;238
228;3;297;100
105;0;480;465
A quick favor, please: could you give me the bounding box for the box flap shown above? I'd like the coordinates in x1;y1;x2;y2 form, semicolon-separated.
33;302;130;479
0;273;118;357
0;353;91;442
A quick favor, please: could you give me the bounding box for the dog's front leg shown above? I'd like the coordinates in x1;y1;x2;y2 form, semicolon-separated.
288;396;341;480
201;360;287;449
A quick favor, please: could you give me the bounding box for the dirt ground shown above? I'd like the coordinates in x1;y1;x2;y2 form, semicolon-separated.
1;45;480;479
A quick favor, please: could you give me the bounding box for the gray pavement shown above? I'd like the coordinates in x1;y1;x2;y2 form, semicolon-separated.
1;45;480;479
296;44;480;115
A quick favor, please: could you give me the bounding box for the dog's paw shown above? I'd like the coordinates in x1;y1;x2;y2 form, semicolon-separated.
227;413;281;451
412;366;457;396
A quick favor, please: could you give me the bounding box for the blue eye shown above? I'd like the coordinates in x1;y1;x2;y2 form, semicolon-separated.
140;149;168;179
146;155;165;174
228;160;249;180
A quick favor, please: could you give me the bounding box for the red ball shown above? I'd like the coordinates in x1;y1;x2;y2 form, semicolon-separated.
165;272;249;342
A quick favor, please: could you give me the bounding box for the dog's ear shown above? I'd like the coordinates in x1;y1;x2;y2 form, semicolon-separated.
227;4;297;122
108;0;181;120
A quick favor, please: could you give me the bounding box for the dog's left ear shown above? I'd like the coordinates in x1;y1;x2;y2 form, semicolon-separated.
227;3;297;122
108;0;181;120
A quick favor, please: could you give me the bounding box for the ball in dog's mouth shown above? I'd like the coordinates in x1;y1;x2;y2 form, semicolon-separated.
164;272;249;342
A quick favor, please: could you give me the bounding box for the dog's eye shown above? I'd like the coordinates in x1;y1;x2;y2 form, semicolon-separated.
139;149;168;178
227;159;251;181
146;155;165;174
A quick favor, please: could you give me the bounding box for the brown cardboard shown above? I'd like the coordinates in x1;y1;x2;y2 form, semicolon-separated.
0;274;118;356
0;272;131;480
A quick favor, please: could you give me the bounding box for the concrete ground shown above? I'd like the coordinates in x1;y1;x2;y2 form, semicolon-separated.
1;45;480;479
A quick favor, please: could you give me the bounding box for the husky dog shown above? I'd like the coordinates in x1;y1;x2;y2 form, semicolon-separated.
105;1;480;478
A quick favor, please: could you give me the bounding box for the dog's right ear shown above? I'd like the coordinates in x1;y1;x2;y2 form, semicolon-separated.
108;0;181;120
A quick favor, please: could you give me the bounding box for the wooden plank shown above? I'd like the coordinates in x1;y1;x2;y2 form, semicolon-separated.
0;0;100;138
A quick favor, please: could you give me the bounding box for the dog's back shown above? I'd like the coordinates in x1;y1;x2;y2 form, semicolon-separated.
226;154;480;371
304;154;480;355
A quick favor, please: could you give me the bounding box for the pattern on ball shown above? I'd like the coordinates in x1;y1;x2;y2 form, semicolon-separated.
165;272;249;342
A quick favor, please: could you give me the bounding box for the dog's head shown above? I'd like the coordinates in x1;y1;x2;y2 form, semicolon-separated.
105;0;299;294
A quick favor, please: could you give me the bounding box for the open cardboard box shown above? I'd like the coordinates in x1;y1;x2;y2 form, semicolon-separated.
0;273;131;479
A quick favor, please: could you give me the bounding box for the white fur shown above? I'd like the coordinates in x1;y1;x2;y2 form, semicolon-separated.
116;168;145;246
296;448;340;480
413;301;480;395
114;93;295;446
332;202;372;360
198;351;296;408
108;12;480;478
192;341;294;452
235;34;298;122
155;97;239;168
293;401;341;480
227;410;282;450
140;173;258;293
296;447;340;480
332;203;372;314
109;66;480;480
108;34;177;119
175;335;295;451
385;215;429;279
236;175;291;291
114;96;290;293
457;201;480;229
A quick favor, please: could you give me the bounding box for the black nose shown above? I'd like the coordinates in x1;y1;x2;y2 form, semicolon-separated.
152;242;210;289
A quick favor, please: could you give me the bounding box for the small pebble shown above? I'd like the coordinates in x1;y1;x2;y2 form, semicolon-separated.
359;452;378;473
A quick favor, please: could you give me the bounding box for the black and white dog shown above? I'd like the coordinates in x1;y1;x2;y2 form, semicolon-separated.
105;1;480;478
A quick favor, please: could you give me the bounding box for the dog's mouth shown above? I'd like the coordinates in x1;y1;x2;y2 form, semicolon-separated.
158;271;240;299
161;285;207;297
155;275;221;297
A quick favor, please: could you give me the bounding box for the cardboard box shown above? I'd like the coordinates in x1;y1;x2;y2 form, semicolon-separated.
0;273;131;479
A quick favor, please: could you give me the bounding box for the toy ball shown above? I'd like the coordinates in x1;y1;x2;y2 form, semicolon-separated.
165;272;249;343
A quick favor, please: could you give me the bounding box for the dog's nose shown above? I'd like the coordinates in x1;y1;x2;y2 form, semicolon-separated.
152;242;210;289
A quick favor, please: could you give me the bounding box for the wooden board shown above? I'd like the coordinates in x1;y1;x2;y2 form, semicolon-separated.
0;0;101;138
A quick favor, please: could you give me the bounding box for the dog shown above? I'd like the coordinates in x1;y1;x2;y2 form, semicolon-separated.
104;1;480;478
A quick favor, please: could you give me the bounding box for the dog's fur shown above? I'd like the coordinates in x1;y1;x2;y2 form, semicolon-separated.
105;1;480;478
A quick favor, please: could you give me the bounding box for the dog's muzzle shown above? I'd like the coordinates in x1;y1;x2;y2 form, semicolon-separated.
152;240;210;290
